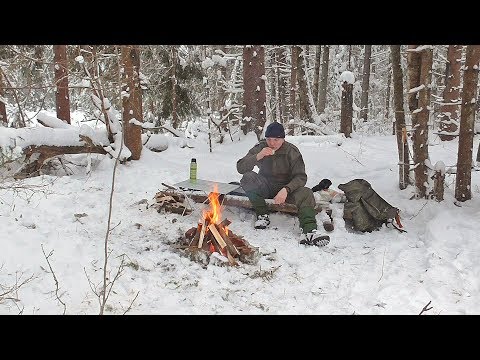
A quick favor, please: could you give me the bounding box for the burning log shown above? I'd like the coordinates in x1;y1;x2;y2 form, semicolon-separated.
180;187;259;266
182;218;258;266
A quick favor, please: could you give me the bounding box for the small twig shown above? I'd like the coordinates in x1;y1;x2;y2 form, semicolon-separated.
409;200;429;220
378;247;386;282
122;291;140;315
41;244;67;314
419;300;433;315
161;182;177;190
338;147;365;167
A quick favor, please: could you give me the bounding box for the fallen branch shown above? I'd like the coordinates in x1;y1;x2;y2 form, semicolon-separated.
419;300;433;315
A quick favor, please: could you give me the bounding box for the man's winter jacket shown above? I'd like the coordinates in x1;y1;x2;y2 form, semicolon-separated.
236;140;308;192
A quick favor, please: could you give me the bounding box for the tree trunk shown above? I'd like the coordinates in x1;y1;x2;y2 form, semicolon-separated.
340;81;353;138
313;45;321;105
295;46;313;122
121;45;143;160
408;45;428;198
242;45;266;139
171;46;179;129
439;45;462;141
318;45;330;114
270;48;278;122
53;45;71;124
289;45;299;127
391;45;410;189
386;65;392;132
277;47;288;125
216;45;227;117
360;45;372;122
414;46;433;198
0;69;7;126
455;45;480;201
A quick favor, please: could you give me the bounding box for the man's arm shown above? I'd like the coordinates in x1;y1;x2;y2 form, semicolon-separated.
236;142;264;174
284;153;307;192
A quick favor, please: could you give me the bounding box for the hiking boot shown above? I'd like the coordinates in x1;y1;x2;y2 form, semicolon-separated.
300;229;330;247
254;214;270;229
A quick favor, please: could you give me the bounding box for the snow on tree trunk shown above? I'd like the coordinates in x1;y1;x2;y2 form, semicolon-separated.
121;45;143;160
340;71;354;138
242;45;266;139
455;45;480;201
439;45;462;141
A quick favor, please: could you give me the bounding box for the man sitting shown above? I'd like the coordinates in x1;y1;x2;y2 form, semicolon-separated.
236;122;330;247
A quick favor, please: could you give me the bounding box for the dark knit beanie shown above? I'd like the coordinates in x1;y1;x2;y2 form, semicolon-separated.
265;122;285;138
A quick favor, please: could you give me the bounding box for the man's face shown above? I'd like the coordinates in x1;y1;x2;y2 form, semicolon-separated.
266;137;285;151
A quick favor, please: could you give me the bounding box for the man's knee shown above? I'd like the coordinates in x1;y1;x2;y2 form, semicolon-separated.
240;171;261;191
292;186;316;208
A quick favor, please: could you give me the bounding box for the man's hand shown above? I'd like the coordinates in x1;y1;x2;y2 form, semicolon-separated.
256;147;275;161
274;187;288;205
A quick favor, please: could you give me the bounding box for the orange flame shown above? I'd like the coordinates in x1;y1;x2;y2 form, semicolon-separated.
202;184;222;225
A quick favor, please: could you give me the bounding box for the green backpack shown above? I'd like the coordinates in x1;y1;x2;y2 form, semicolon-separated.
338;179;400;233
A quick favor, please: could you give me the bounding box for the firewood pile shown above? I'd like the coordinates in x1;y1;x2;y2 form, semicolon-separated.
152;190;192;215
181;217;259;266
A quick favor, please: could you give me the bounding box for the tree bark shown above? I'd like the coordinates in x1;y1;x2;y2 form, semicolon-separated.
289;45;299;128
414;46;433;198
53;45;71;124
455;45;480;201
0;69;7;126
276;47;287;125
391;45;410;189
408;45;429;198
360;45;372;122
439;45;462;141
340;81;353;138
313;45;321;106
242;45;266;139
318;45;330;114
171;46;179;129
295;46;313;122
121;45;143;160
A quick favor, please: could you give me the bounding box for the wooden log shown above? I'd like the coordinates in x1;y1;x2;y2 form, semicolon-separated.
216;223;240;256
190;223;202;247
219;218;232;228
208;224;227;249
188;193;301;214
197;219;206;248
226;251;238;266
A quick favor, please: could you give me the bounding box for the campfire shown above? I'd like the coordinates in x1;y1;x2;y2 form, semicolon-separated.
182;185;259;266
